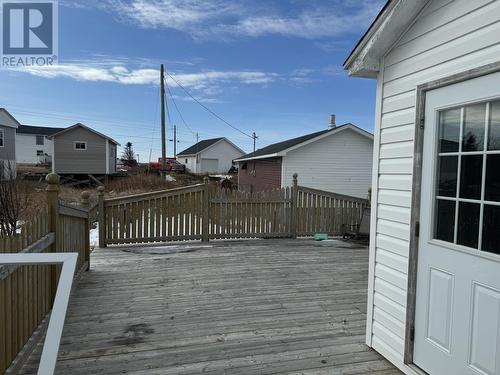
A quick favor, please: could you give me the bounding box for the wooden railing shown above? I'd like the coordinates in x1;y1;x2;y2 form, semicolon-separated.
99;174;369;246
0;173;91;374
208;185;293;239
101;184;206;245
296;186;368;236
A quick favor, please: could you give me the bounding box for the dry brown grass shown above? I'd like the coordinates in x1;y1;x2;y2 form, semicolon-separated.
13;172;204;222
61;173;203;208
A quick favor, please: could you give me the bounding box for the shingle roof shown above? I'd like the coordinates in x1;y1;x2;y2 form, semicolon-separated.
235;123;373;162
18;125;65;136
177;137;224;156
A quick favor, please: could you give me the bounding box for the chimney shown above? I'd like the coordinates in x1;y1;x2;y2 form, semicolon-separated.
329;114;336;129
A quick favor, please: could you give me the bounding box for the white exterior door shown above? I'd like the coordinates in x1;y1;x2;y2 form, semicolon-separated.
414;72;500;375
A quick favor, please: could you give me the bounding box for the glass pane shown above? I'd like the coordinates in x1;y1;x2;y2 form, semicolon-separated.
457;202;480;249
489;100;500;150
483;205;500;255
460;155;483;199
462;103;486;152
439;108;461;152
485;155;500;202
437;156;458;197
435;199;455;242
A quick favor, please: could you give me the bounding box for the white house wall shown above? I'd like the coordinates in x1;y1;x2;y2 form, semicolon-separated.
368;0;500;372
199;141;244;174
281;128;373;199
180;156;197;173
16;134;54;164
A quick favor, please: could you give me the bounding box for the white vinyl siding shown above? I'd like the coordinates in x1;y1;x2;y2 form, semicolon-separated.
281;128;373;198
15;134;55;164
368;0;500;371
180;139;244;174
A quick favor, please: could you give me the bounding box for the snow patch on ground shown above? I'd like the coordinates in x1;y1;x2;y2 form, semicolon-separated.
90;224;99;249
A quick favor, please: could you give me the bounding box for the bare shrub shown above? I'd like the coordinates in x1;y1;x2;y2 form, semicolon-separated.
0;173;33;236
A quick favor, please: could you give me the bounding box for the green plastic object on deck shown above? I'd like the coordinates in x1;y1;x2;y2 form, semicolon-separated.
314;233;328;241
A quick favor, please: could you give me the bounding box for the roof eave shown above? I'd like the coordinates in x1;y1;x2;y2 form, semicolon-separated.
234;153;281;162
343;0;430;78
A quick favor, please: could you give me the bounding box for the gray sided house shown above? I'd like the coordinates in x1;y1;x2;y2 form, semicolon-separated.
48;123;119;175
0;108;20;179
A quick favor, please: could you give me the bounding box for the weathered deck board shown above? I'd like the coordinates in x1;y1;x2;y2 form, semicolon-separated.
19;239;400;374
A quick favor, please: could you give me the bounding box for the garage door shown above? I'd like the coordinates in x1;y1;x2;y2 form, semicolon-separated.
200;158;219;173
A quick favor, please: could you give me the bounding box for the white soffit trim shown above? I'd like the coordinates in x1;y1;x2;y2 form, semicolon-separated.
344;0;429;78
234;153;280;162
0;252;78;375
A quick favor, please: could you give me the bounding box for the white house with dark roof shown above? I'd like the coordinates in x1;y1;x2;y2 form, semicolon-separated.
0;108;20;179
177;137;245;174
344;1;500;375
16;125;64;164
235;118;373;197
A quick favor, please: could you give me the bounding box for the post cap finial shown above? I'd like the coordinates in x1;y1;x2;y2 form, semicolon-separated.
97;186;105;194
45;173;60;185
293;173;298;179
81;191;90;199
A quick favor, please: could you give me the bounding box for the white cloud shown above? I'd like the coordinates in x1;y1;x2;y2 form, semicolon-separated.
9;61;279;95
96;0;384;40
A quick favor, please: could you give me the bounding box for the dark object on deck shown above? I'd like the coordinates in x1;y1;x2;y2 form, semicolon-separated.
343;207;371;239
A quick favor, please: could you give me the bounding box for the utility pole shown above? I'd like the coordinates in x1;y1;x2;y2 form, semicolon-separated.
173;124;177;157
252;132;258;152
169;125;179;158
160;64;166;174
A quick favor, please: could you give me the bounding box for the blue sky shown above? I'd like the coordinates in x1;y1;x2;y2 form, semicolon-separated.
1;0;385;160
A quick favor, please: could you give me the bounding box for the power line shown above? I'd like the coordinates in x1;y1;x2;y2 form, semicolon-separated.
149;84;161;163
165;72;253;139
165;79;196;138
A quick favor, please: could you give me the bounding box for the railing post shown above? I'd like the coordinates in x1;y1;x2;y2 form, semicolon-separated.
290;173;298;239
202;177;209;242
97;186;106;248
80;191;91;271
45;173;60;300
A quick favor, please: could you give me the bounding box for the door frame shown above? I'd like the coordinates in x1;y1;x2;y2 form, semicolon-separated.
404;61;500;367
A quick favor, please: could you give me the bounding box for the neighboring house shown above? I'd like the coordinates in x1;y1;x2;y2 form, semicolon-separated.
235;120;373;198
177;137;245;174
48;123;119;175
16;125;64;164
0;108;20;179
344;2;500;375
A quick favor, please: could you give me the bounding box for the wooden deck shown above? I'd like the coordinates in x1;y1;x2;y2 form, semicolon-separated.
20;239;400;374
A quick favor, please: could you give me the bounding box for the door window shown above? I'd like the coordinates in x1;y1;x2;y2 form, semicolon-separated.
434;100;500;254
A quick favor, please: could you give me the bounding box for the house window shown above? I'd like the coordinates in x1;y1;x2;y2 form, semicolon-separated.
36;135;44;145
434;100;500;254
74;142;87;150
0;129;3;147
36;150;44;156
185;158;188;163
